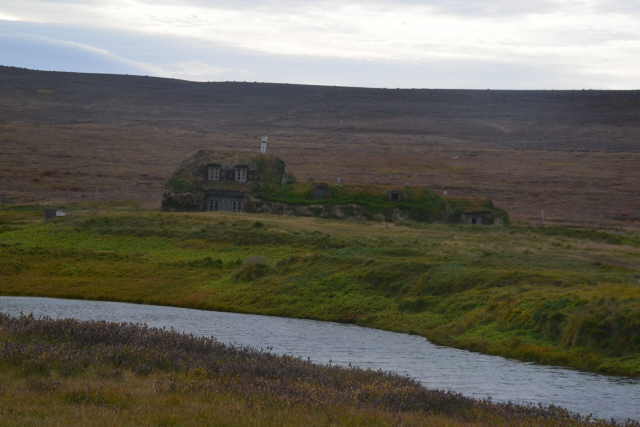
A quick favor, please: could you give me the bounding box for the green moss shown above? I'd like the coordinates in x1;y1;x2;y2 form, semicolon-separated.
257;183;502;223
167;177;196;193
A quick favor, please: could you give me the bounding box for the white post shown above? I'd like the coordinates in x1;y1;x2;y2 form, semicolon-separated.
260;136;268;153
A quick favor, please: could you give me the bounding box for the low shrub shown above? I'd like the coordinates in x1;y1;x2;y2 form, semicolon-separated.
233;263;271;281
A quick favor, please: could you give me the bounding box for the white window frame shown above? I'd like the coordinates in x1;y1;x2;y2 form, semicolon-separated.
235;166;248;183
208;166;221;181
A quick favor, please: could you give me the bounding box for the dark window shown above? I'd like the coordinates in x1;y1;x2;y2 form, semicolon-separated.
312;184;330;200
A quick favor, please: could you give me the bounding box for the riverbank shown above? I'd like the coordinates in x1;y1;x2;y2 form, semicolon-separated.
0;313;632;426
1;204;639;377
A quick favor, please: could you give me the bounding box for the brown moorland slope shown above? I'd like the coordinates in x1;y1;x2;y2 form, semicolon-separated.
1;66;639;227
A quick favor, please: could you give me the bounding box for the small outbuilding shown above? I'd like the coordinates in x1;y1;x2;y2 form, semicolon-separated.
44;208;67;221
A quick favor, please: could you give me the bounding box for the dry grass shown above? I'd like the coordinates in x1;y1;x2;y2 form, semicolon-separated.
0;314;632;427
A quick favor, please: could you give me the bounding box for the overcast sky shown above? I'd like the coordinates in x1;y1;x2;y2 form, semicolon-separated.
1;0;639;89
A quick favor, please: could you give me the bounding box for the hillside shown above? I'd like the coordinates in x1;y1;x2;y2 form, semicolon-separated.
1;66;639;227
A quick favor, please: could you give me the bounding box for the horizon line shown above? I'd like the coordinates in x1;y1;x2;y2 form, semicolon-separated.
2;64;639;92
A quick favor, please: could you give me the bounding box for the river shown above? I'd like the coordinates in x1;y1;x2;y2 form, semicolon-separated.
1;296;638;421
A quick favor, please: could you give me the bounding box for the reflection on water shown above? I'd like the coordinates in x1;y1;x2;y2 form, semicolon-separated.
1;296;638;421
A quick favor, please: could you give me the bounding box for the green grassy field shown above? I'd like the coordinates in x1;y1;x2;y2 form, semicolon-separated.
1;204;640;377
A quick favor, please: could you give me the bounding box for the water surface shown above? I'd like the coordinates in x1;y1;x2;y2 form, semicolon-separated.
1;296;638;421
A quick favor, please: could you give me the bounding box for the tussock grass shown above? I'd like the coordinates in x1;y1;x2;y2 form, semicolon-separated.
0;314;635;427
1;205;640;376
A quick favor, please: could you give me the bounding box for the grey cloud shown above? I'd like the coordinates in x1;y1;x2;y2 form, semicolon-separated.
0;19;623;89
135;0;309;9
0;29;146;75
134;0;561;16
26;0;557;17
6;0;640;17
372;0;561;16
595;0;640;14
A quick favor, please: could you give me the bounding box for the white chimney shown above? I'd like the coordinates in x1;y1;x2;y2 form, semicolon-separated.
260;136;269;153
